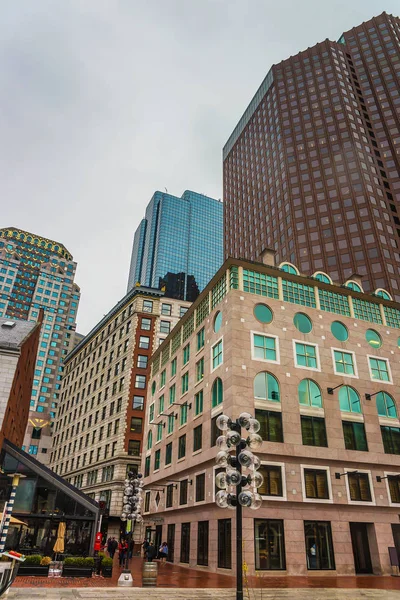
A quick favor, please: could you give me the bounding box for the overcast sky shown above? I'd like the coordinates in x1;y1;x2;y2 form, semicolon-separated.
1;0;398;334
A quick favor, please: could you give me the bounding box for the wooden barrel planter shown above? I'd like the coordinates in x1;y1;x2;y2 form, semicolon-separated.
142;562;158;586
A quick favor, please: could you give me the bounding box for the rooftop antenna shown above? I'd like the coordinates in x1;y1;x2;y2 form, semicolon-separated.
164;187;168;193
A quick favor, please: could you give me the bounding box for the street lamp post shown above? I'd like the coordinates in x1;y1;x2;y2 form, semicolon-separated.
121;471;144;544
215;412;263;600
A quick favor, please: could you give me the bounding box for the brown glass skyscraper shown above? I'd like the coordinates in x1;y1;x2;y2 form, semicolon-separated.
223;12;400;300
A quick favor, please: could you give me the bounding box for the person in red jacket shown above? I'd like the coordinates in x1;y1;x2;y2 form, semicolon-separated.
118;539;128;567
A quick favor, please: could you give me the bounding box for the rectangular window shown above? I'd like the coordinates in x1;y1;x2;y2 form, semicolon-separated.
139;336;150;349
180;523;190;563
137;355;148;369
388;475;400;503
144;491;150;512
141;317;151;331
169;384;176;405
304;521;335;570
342;421;368;451
369;357;390;381
183;344;190;365
158;395;164;414
301;416;327;447
157;422;163;443
130;417;143;433
211;413;222;447
334;350;355;375
348;472;372;502
160;369;166;388
171;358;177;377
197;521;209;566
144;456;150;477
193;424;202;452
212;340;223;369
149;403;155;423
256;409;283;443
254;519;286;570
181;372;189;395
143;300;153;312
197;328;205;351
161;303;172;316
304;469;329;499
133;395;144;410
135;374;146;389
128;440;140;456
178;434;186;459
381;426;400;454
166;484;174;508
179;479;188;505
180;404;188;426
168;414;174;435
196;358;204;382
295;343;318;369
218;519;231;569
160;320;171;334
154;449;161;471
165;442;172;465
253;334;277;361
195;473;205;502
258;465;283;496
195;390;203;415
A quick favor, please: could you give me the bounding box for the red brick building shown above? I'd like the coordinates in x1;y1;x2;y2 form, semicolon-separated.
0;311;43;448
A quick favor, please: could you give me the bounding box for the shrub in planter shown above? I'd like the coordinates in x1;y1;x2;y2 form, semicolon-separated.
18;555;50;577
62;556;94;578
101;557;113;578
24;555;42;565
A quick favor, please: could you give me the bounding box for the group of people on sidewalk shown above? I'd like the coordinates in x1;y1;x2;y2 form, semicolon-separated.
142;539;168;562
105;536;168;566
106;536;135;567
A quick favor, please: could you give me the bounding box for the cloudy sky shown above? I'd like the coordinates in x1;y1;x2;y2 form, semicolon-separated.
1;0;398;334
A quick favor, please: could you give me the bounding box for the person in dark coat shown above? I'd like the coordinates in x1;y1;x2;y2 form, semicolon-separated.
146;542;157;562
142;538;149;558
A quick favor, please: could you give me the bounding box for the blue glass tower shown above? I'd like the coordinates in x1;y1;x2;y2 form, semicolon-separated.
127;190;223;301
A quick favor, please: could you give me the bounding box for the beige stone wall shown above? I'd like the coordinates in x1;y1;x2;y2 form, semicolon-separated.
143;275;400;576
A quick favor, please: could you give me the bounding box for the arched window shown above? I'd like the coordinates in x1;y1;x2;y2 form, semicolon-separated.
313;272;332;284
376;392;397;419
212;378;223;408
298;379;322;408
147;430;153;450
375;289;392;301
339;386;361;414
279;262;299;275
254;372;280;402
345;280;363;293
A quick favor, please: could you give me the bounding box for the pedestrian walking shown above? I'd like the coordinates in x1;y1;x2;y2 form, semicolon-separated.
142;538;149;559
158;541;168;562
146;541;157;562
118;539;128;567
109;537;117;559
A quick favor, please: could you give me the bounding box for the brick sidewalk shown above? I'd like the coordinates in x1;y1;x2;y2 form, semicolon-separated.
13;555;400;590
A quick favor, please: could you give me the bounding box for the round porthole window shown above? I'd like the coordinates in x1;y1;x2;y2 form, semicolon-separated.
331;321;348;342
254;304;273;324
366;329;382;349
293;313;312;334
214;311;222;333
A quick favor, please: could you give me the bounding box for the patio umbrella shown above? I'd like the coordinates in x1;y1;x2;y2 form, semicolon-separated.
53;522;66;554
0;514;27;527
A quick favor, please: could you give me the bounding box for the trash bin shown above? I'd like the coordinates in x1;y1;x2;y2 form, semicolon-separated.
142;562;158;586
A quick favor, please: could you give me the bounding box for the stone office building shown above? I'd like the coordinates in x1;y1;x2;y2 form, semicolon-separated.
142;253;400;576
49;285;190;537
